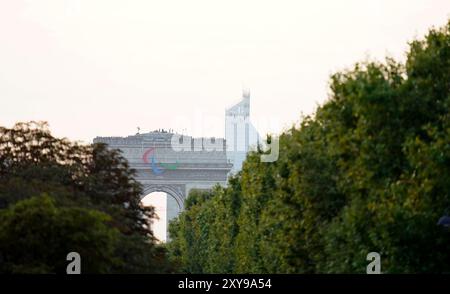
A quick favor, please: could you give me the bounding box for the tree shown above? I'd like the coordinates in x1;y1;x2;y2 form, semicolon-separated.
0;194;118;273
167;19;450;274
0;121;172;273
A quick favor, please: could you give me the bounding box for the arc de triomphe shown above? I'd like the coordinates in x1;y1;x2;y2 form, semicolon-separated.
93;92;261;241
93;131;232;211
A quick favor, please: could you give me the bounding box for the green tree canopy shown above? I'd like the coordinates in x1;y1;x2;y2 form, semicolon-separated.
0;121;173;273
0;194;118;273
168;20;450;274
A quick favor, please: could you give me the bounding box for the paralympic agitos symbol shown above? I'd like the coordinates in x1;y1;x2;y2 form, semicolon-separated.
142;148;179;175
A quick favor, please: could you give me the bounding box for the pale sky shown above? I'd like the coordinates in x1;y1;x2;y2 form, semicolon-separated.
142;192;168;242
1;0;450;142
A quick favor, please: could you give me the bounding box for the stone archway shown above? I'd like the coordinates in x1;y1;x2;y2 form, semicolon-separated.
94;131;232;241
142;184;186;210
141;184;186;242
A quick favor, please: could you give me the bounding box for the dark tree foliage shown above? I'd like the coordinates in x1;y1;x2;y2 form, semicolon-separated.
168;20;450;273
0;121;172;273
0;194;118;273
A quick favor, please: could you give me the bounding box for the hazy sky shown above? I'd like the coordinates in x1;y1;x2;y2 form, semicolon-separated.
1;0;449;142
142;192;168;242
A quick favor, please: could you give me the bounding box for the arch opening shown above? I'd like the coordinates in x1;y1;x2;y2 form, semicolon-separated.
141;191;182;243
